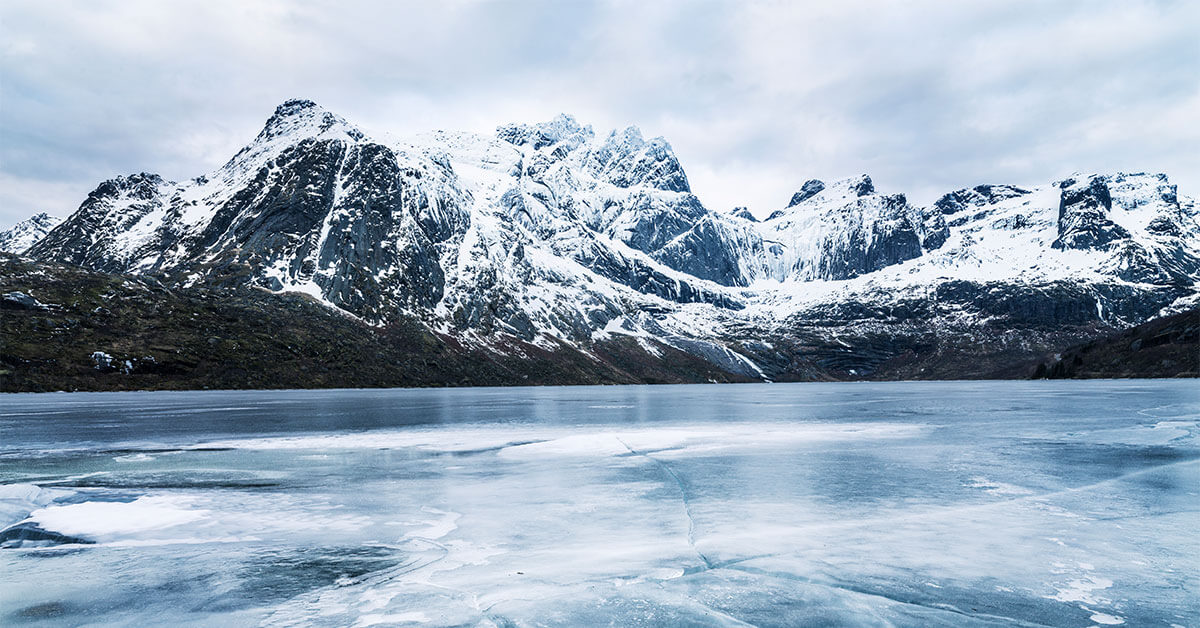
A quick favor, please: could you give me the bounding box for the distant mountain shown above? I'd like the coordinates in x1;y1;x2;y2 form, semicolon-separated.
7;99;1198;385
0;213;62;254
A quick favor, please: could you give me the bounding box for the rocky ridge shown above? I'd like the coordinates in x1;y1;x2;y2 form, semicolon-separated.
7;99;1199;382
0;213;62;254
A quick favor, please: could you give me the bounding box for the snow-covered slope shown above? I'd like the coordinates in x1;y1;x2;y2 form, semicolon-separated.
20;100;1200;378
749;173;1199;310
0;213;62;254
752;174;948;282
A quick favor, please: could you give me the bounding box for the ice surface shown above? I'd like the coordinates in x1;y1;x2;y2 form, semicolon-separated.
0;381;1197;626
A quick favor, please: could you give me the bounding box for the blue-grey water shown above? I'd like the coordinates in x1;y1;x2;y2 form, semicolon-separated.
1;381;1197;627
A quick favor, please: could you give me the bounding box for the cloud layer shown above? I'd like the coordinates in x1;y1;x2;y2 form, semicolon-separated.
2;0;1197;226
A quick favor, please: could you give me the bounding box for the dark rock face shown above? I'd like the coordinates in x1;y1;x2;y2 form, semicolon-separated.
935;184;1031;215
184;139;467;318
792;279;1186;331
852;175;875;197
653;216;761;286
1052;176;1131;250
787;180;826;207
1;290;50;310
576;243;743;310
1147;216;1181;236
194;139;348;260
1104;239;1199;286
934;280;1186;327
910;204;950;251
305;143;462;314
826;218;921;279
610;193;709;254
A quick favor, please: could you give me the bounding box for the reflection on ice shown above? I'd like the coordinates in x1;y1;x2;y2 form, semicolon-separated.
0;381;1197;626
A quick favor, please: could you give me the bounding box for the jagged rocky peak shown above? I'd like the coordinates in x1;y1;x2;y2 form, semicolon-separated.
67;171;172;220
1106;172;1179;210
788;175;876;208
768;174;880;219
731;207;757;222
497;114;594;151
493;114;691;193
935;184;1031;215
755;171;952;282
0;212;64;254
90;172;167;200
787;180;826;207
585;125;691;193
1060;175;1112;210
253;98;366;145
27;172;175;272
850;174;874;197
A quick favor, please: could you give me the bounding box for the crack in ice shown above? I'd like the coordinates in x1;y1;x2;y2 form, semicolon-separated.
615;436;715;571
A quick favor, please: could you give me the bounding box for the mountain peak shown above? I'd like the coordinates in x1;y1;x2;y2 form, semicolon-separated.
611;125;644;144
775;175;875;216
842;174;874;196
255;98;364;145
497;114;594;149
0;212;64;254
787;180;826;207
274;98;321;116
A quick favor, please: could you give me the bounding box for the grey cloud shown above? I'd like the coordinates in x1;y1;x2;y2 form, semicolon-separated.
1;0;1196;226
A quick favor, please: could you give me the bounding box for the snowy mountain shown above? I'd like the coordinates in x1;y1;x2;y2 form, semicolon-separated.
15;99;1200;380
0;213;62;254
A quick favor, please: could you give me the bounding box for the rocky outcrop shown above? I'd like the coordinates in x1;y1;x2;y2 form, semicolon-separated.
935;184;1031;215
1052;175;1131;250
814;194;923;279
787;180;826;207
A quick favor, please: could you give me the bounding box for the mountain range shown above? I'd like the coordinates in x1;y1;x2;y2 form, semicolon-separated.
2;99;1197;388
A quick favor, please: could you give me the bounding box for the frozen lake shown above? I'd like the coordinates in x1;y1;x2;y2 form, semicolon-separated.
1;381;1197;627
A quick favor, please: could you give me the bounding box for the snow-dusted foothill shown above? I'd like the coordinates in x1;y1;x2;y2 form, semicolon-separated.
0;213;62;254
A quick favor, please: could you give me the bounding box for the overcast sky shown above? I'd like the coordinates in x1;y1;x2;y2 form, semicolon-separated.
1;0;1197;227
